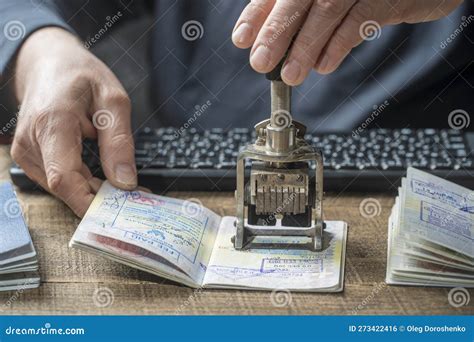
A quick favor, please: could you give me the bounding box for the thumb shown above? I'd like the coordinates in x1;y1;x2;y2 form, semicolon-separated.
93;87;137;190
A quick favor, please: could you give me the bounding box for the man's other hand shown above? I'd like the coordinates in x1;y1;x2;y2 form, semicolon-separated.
232;0;463;85
12;27;137;217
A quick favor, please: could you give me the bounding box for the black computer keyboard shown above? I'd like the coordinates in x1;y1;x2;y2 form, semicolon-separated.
10;128;474;192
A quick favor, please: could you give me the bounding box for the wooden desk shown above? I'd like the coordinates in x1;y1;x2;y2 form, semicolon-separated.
0;146;471;315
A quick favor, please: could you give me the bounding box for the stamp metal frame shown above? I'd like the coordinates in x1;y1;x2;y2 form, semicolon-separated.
233;118;324;251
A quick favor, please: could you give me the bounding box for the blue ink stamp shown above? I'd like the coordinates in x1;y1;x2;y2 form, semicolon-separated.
420;201;472;239
260;257;323;274
411;178;471;213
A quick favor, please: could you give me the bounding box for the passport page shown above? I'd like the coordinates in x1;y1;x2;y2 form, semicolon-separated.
203;218;347;291
401;167;473;258
71;182;222;286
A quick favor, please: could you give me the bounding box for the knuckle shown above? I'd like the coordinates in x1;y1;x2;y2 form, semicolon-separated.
348;2;372;24
12;129;30;148
102;90;131;110
31;108;54;141
295;33;315;51
280;0;304;9
389;2;407;24
382;0;409;24
331;31;353;53
10;140;27;165
282;0;312;13
55;72;94;107
248;0;271;16
45;163;64;193
314;0;346;19
32;108;79;144
47;176;62;194
63;69;94;88
263;20;293;44
109;132;133;148
292;34;317;64
70;68;92;80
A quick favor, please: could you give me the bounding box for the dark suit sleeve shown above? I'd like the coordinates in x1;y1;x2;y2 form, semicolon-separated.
0;0;148;76
0;0;147;134
0;0;77;75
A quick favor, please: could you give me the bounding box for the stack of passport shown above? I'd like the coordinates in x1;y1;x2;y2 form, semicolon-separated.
386;168;473;287
0;182;40;291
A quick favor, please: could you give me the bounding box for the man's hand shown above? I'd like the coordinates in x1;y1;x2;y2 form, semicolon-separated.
12;27;137;217
233;0;463;85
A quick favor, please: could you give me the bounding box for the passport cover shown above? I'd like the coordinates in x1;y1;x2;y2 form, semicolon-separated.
0;182;34;263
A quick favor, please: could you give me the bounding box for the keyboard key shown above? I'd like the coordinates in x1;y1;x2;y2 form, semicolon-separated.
80;129;474;178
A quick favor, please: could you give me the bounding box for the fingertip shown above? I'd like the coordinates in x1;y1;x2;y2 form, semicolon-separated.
281;75;304;86
46;171;63;194
114;163;137;189
314;62;336;75
89;177;103;193
250;45;273;73
74;193;95;218
314;53;346;75
314;66;335;75
233;0;276;49
232;22;254;49
137;186;152;193
281;60;305;86
56;176;95;218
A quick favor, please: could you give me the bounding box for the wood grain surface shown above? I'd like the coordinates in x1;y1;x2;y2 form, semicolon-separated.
0;146;471;315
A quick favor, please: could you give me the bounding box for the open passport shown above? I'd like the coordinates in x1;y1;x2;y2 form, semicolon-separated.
387;167;473;287
70;182;347;292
